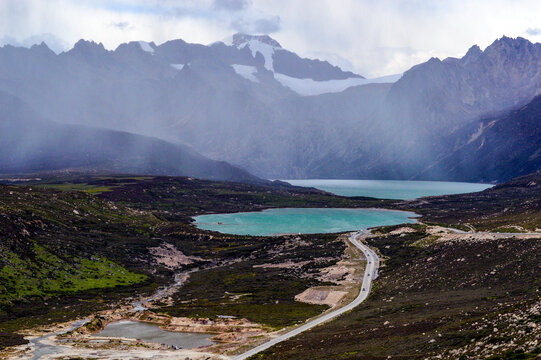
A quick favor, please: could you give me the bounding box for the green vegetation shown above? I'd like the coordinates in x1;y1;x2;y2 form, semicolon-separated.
0;244;146;302
0;181;165;348
34;182;115;194
1;172;540;359
159;230;345;328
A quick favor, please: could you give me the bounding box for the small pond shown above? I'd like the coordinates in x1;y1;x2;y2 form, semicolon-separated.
93;320;215;348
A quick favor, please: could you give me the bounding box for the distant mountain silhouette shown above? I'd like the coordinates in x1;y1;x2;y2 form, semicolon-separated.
0;92;262;183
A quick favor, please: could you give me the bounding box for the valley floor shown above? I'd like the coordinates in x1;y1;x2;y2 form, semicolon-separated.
4;224;540;360
3;233;367;359
1;173;540;359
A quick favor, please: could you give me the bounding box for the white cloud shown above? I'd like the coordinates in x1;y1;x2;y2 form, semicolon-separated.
213;0;251;12
526;28;541;36
231;15;280;34
0;0;540;76
255;0;541;76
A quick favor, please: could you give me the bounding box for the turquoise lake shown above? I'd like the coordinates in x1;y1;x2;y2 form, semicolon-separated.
283;179;493;200
193;208;419;236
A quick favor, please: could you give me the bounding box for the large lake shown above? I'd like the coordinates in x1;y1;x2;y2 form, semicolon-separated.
283;179;493;200
193;208;418;236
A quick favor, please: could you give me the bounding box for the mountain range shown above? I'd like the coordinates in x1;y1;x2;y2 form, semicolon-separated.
0;33;539;182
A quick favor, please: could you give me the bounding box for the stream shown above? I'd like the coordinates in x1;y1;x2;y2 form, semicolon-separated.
28;270;203;359
30;319;90;360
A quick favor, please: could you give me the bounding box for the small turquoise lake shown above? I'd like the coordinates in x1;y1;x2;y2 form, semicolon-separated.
193;208;419;236
283;179;493;200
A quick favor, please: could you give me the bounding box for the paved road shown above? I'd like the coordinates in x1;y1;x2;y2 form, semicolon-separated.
232;231;378;360
447;227;541;237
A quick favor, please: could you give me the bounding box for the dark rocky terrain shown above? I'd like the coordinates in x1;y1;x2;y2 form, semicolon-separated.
400;171;541;231
257;225;541;360
0;172;540;359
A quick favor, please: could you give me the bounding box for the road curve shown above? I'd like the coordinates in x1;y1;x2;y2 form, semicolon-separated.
232;231;379;360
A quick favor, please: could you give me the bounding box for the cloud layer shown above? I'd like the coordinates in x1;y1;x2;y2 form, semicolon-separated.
1;0;540;76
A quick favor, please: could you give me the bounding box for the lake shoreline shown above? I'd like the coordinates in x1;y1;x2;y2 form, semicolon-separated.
193;207;419;236
282;179;494;199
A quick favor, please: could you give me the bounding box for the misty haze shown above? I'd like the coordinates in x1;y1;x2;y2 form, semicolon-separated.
0;1;540;360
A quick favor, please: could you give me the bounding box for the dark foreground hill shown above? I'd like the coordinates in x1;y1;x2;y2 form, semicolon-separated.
0;175;370;349
403;171;541;231
0;93;261;183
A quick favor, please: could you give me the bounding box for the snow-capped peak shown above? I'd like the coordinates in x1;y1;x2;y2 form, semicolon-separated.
231;34;281;72
138;41;155;54
243;40;276;71
231;33;281;48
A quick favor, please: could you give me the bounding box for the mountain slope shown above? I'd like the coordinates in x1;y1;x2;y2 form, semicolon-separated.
301;36;541;180
382;37;541;135
0;93;262;183
415;95;541;182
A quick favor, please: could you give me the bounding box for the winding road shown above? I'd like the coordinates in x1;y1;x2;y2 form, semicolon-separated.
232;231;379;360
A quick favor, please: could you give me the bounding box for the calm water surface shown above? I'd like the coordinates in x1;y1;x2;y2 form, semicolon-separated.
283;179;493;200
194;208;418;236
94;320;214;348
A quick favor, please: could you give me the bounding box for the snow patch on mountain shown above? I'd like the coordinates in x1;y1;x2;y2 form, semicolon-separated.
274;73;403;96
139;41;155;54
232;64;259;83
239;40;277;71
467;120;496;144
171;64;185;71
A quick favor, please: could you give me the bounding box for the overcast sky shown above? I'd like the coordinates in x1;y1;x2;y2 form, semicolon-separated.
1;0;541;77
